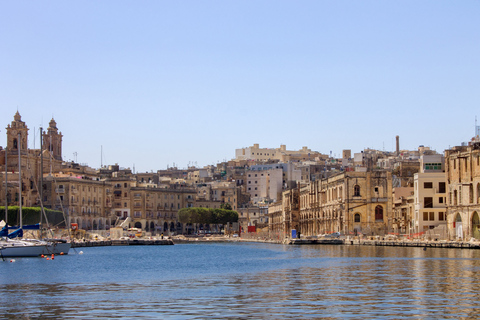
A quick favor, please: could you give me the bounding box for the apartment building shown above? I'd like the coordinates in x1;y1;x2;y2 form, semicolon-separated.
413;155;447;234
246;168;283;204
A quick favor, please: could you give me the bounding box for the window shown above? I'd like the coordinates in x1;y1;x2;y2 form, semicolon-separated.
424;182;433;189
354;214;360;223
354;185;360;197
423;212;429;221
429;212;434;221
374;187;379;193
439;182;446;193
439;197;444;204
424;197;433;208
439;212;444;221
375;206;383;221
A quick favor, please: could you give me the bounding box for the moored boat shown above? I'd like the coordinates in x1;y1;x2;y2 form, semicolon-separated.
0;239;46;257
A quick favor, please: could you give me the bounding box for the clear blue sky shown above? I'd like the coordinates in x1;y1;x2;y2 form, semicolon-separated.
1;1;479;172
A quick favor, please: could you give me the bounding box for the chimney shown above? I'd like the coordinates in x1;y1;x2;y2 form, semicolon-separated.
396;135;400;156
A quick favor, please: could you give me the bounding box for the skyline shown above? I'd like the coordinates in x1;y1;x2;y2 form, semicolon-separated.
1;1;479;172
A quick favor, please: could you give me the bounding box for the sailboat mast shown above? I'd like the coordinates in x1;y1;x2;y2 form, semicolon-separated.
4;147;7;225
18;133;22;229
40;127;43;229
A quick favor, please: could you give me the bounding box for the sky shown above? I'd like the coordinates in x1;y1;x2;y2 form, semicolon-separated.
1;1;479;173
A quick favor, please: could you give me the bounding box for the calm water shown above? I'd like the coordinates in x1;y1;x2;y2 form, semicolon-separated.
2;242;480;319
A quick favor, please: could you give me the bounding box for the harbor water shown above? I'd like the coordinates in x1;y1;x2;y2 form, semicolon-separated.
2;242;480;319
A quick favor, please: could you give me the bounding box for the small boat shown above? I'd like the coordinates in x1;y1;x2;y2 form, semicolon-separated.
0;239;46;258
0;226;46;258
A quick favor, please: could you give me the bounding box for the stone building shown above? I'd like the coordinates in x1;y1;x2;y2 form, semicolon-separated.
235;143;327;163
42;174;114;231
267;188;300;239
237;205;268;232
392;187;414;235
128;185;195;234
299;170;392;237
445;139;480;240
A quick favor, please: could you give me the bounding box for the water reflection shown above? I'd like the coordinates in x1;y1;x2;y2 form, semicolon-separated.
2;244;480;319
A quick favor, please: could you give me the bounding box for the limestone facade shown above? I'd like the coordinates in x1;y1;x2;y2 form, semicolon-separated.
236;144;327;162
299;170;392;236
392;187;414;235
445;141;480;240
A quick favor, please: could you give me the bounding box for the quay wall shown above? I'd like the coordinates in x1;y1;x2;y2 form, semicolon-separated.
71;239;174;248
69;236;480;250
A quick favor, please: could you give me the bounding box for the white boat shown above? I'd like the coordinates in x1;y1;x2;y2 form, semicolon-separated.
0;239;46;257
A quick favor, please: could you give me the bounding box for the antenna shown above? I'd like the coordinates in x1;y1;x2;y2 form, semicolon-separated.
476;116;479;137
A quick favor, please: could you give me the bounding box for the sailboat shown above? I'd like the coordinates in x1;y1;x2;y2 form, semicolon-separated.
0;135;46;258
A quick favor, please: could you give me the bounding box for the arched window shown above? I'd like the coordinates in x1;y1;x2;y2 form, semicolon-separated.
354;213;361;223
13;138;18;149
354;185;361;197
375;205;383;221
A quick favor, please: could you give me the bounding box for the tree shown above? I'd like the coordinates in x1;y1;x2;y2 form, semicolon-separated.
177;207;238;232
220;203;232;210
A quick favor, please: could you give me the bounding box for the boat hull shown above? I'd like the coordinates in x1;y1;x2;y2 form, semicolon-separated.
41;242;71;255
0;242;45;257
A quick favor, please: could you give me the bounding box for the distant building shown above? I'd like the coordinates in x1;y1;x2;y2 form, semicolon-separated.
235;143;327;163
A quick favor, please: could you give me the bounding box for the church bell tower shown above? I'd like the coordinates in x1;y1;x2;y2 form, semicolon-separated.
6;111;29;154
42;118;63;161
